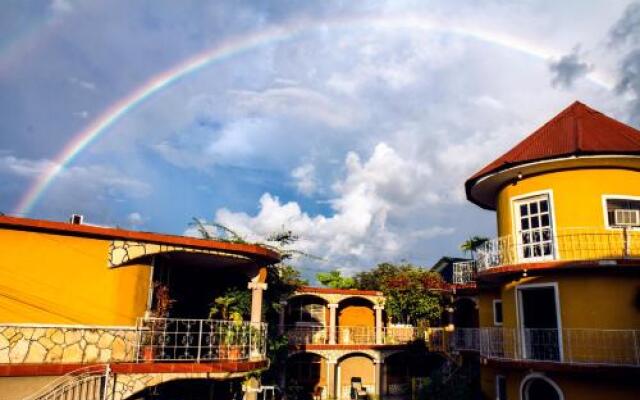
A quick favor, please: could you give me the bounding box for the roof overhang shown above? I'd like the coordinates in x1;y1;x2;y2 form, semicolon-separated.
466;154;640;210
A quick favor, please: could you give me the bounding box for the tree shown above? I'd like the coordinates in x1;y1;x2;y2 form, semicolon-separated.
460;236;489;258
354;263;446;325
316;270;356;289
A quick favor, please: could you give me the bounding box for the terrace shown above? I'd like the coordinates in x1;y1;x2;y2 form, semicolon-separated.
447;327;640;368
452;227;640;281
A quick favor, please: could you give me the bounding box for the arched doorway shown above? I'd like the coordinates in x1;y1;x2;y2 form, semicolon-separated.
521;375;563;400
337;297;375;344
127;378;242;400
453;297;478;328
285;352;326;400
337;353;375;400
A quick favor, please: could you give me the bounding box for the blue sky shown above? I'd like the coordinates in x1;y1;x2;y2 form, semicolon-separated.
2;0;640;279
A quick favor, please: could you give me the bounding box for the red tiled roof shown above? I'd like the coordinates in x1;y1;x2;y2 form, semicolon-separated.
468;101;640;182
296;286;383;296
0;215;280;263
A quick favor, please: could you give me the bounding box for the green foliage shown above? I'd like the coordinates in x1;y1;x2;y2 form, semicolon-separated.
354;263;446;325
459;236;489;255
316;270;356;289
209;288;251;320
421;359;480;400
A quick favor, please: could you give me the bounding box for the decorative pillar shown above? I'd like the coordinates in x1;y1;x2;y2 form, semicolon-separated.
374;305;384;344
278;300;287;335
326;358;338;400
374;359;384;399
248;281;268;325
328;303;339;344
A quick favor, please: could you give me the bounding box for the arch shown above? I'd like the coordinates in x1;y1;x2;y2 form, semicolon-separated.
453;297;479;328
287;293;330;303
286;352;327;400
287;349;328;360
519;373;564;400
337;295;378;306
337;352;376;400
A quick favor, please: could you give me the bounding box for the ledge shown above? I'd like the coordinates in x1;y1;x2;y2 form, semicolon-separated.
289;344;412;351
0;360;268;377
484;357;640;376
477;258;640;282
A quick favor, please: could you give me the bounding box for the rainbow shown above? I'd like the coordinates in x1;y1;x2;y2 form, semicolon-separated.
13;14;615;215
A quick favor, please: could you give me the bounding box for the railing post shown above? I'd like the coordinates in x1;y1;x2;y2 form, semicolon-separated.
624;227;630;257
196;320;203;363
101;364;110;400
634;330;640;366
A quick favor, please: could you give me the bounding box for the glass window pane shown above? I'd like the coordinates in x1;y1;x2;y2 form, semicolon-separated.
543;243;552;255
521;218;530;230
531;217;540;228
530;202;538;214
541;214;550;227
540;200;548;212
533;230;541;242
524;246;532;258
533;245;542;257
520;204;528;216
522;232;531;244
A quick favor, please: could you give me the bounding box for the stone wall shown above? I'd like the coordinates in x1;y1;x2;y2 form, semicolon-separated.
0;325;138;364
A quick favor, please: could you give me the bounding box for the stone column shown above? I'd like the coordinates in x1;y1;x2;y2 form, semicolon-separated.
278;300;287;335
374;359;384;399
326;358;337;400
248;281;268;324
328;303;339;345
374;305;384;344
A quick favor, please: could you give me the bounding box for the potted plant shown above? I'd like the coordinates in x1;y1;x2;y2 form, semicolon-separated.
142;283;175;362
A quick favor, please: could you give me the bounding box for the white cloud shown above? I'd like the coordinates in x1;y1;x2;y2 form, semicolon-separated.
126;212;145;227
291;163;318;196
213;142;455;272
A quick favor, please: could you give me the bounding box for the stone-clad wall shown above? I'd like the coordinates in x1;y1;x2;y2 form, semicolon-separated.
0;325;138;364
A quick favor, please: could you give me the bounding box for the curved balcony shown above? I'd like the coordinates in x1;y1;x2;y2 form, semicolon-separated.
476;227;640;273
449;327;640;368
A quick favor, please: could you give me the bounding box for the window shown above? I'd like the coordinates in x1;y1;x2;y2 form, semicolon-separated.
514;194;554;260
496;375;507;400
604;197;640;228
493;300;503;326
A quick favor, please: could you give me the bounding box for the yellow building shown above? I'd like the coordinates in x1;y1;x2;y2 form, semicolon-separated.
454;101;640;399
280;287;438;400
0;215;279;400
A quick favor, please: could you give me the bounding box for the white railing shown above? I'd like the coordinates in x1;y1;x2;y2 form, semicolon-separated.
476;227;640;271
449;327;640;367
0;319;268;365
452;260;477;284
285;325;328;344
136;318;267;362
285;325;418;345
22;364;109;400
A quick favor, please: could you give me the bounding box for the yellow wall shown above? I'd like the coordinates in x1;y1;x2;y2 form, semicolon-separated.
339;355;374;394
478;290;500;328
0;229;150;326
496;167;640;238
481;368;640;400
339;305;374;327
498;274;640;330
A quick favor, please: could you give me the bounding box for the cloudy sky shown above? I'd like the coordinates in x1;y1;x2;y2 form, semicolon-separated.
2;0;640;279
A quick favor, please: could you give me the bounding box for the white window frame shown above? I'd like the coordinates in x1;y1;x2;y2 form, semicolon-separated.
511;190;558;262
492;300;503;326
519;373;564;400
601;194;640;231
515;282;563;362
496;374;507;400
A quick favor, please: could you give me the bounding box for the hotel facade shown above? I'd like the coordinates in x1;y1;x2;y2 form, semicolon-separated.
451;102;640;399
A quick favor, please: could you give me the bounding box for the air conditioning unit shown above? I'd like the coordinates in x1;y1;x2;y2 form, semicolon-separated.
69;214;84;225
614;209;640;226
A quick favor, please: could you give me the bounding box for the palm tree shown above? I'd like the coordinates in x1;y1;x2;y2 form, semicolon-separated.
460;236;489;258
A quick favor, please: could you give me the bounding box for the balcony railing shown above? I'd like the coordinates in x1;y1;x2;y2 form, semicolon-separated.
0;318;268;365
285;325;418;345
476;227;640;271
452;260;477;284
449;328;640;367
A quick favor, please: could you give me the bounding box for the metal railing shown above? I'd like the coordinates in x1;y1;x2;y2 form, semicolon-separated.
0;319;268;365
285;325;418;345
448;327;640;367
136;318;267;362
22;364;109;400
476;227;640;271
452;260;477;284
